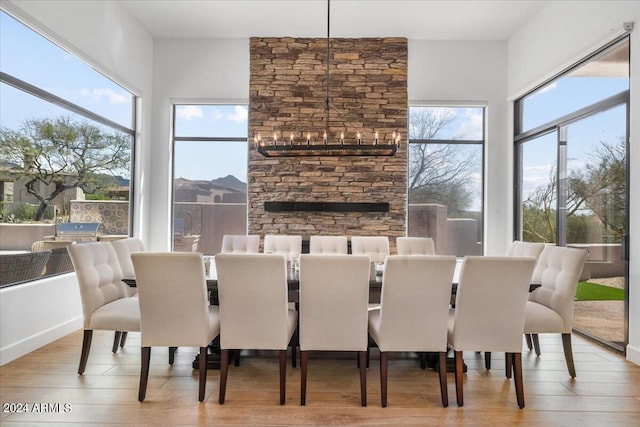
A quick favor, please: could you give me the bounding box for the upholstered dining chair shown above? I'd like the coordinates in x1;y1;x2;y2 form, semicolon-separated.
263;234;303;261
396;237;436;255
220;234;260;254
483;240;546;370
132;252;220;402
350;236;390;263
309;235;348;254
111;237;145;298
215;253;297;405
447;256;537;408
368;255;456;407
298;254;371;406
522;245;587;378
68;242;140;375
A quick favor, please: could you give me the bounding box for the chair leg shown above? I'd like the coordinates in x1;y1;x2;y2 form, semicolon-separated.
512;352;525;409
300;351;308;406
562;333;576;378
419;352;427;370
78;330;93;375
198;346;207;402
380;351;388;407
438;351;448;408
454;350;464;406
484;351;491;370
138;347;151;402
233;349;240;367
525;333;533;351
291;331;298;368
505;351;513;378
169;347;178;365
120;331;128;348
532;333;541;356
112;331;122;353
219;349;229;404
359;351;367;407
279;349;287;405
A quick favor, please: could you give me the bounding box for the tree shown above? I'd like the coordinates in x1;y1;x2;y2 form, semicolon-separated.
408;108;480;215
0;117;130;220
521;138;626;243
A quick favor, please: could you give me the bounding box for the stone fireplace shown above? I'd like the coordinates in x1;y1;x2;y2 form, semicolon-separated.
248;37;408;247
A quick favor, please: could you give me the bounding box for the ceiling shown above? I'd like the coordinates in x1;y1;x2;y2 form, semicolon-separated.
119;0;548;40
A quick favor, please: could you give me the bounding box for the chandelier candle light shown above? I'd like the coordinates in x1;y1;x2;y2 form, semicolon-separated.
255;0;400;157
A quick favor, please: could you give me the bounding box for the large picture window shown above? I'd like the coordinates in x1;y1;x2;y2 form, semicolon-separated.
0;11;136;287
172;104;248;255
407;106;485;256
514;37;629;351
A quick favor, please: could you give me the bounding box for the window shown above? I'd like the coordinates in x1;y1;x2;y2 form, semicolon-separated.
0;11;136;286
514;37;629;351
407;106;485;256
172;104;248;255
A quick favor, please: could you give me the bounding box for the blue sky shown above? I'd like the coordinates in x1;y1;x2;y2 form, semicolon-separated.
0;10;629;195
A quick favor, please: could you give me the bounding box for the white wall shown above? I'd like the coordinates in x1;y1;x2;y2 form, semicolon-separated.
507;1;640;365
148;38;249;251
0;0;153;365
409;40;510;256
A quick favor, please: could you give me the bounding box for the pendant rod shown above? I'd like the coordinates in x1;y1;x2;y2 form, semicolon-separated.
325;0;330;138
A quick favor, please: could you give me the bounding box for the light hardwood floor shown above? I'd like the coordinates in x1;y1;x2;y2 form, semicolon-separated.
1;330;639;426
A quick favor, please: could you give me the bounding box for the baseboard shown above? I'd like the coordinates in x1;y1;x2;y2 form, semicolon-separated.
627;343;640;366
0;316;82;366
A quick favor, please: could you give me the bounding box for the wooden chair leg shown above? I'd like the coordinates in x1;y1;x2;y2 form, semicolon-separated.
291;331;298;368
219;349;229;404
532;333;541;356
512;352;525;409
120;331;128;348
505;351;513;378
562;333;576;378
380;352;388;407
112;331;122;353
279;349;287;405
300;351;308;406
419;352;427;370
484;351;492;370
525;333;533;351
169;347;178;365
138;347;151;401
454;350;464;406
359;351;367;407
198;346;207;402
438;351;448;408
78;330;93;375
233;349;240;367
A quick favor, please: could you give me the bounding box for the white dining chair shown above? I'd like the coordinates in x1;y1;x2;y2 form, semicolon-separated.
448;256;537;408
351;236;390;263
396;237;435;255
522;245;587;378
215;253;297;405
220;234;260;254
68;242;140;375
263;234;302;261
110;237;145;300
309;235;348;254
132;252;220;402
298;254;371;406
368;255;456;407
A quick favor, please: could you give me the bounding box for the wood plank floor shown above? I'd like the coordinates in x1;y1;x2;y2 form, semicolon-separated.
1;330;639;426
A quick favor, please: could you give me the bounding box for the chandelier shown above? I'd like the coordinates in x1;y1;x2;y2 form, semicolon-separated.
255;0;399;157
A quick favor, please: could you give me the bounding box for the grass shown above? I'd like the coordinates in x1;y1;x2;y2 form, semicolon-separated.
575;281;625;301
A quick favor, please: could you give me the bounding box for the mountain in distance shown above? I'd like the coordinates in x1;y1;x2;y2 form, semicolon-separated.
211;174;246;192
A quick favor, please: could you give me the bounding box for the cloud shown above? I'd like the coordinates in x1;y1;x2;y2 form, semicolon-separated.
80;87;129;104
176;105;204;120
456;110;484;139
210;106;248;123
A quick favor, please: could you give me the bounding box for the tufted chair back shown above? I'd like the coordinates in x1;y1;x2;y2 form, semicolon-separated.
507;240;545;260
221;234;260;254
68;242;130;329
263;234;302;261
351;236;390;263
309;235;348;254
110;237;145;279
396;237;435;255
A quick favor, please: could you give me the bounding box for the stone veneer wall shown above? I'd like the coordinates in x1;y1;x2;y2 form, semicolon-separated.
248;37;408;246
